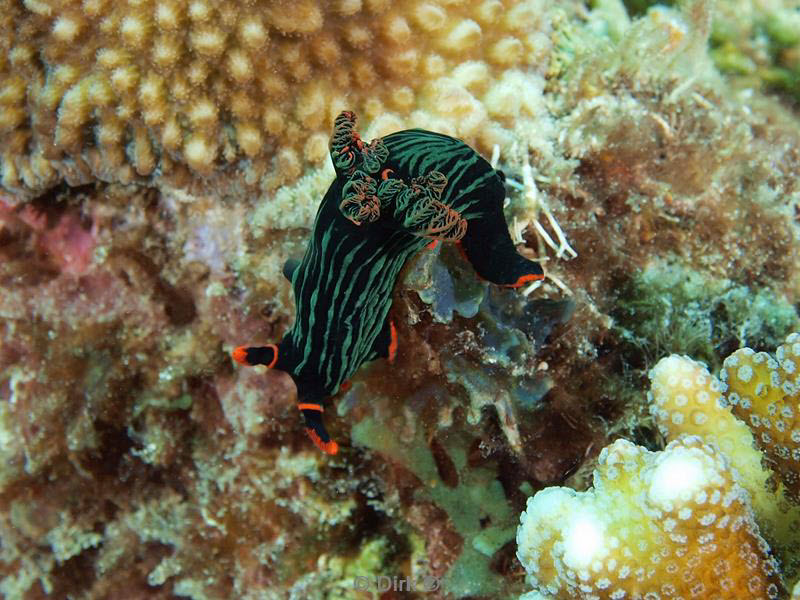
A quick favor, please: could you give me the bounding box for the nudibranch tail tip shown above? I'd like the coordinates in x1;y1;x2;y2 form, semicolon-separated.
306;429;339;455
231;344;279;368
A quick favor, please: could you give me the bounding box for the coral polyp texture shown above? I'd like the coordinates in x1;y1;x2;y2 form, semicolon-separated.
515;334;800;598
648;354;772;514
648;338;800;587
0;0;550;197
721;335;800;503
516;436;784;599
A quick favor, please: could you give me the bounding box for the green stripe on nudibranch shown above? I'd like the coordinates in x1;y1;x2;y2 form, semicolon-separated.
233;111;545;455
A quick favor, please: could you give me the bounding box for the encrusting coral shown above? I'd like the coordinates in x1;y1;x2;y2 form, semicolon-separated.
516;436;784;599
0;0;553;197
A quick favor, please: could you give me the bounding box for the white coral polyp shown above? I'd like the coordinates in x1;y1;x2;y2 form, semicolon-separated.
561;513;607;571
647;447;711;510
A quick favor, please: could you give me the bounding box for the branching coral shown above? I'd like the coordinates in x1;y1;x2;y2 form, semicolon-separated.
649;354;771;515
516;436;784;599
722;334;800;503
516;333;800;598
0;0;555;197
648;337;800;586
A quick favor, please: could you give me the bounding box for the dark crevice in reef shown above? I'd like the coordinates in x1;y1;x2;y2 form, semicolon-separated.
49;545;100;598
429;434;459;488
29;181;99;222
111;248;197;326
619;0;676;18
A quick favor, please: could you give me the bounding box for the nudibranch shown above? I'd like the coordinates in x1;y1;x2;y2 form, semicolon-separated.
233;111;543;454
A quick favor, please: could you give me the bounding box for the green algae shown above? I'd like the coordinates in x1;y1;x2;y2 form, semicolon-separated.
709;2;800;103
351;416;520;598
613;256;799;371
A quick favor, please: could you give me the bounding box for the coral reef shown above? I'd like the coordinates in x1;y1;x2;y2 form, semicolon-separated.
516;436;784;599
1;0;555;198
612;257;798;370
2;0;800;598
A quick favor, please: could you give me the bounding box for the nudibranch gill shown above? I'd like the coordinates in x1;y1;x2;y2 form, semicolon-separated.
233;111;543;454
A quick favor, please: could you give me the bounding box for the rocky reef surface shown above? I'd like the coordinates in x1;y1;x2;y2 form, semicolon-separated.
1;0;799;598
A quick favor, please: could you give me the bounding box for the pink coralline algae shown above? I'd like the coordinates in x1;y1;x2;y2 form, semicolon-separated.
1;192;97;277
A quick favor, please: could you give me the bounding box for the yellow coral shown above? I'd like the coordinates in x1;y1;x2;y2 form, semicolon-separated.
721;334;800;503
516;436;784;599
648;354;776;520
648;339;800;588
0;0;550;197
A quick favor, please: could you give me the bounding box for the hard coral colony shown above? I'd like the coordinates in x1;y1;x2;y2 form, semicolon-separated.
0;0;543;197
233;111;543;454
517;333;800;598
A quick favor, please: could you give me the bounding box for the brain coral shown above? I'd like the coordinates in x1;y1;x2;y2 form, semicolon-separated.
0;0;550;197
